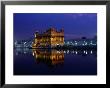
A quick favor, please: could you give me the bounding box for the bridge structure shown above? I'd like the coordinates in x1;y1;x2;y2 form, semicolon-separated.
14;38;97;48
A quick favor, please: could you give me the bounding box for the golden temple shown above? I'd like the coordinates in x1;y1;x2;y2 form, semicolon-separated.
32;27;64;48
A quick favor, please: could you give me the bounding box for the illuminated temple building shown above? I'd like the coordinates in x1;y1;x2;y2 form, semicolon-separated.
32;27;64;48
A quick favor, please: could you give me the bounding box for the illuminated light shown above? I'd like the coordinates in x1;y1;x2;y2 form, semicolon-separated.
84;50;85;53
85;42;87;45
75;51;78;54
75;43;77;45
91;51;93;54
86;51;87;54
64;51;66;53
32;53;34;56
67;50;69;53
36;55;38;58
24;42;26;44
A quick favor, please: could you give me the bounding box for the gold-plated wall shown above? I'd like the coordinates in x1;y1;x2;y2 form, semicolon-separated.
32;28;64;48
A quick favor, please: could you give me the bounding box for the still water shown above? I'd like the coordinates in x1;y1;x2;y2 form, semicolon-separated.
14;48;97;75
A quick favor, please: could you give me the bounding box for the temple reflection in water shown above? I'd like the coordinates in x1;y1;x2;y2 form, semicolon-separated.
32;49;64;66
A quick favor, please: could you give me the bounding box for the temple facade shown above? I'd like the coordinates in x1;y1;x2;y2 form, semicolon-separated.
32;27;64;48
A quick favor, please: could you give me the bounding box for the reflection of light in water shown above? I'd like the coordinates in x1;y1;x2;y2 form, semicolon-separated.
75;51;78;54
58;51;60;53
67;50;69;54
33;52;34;56
32;50;95;57
64;51;66;53
32;49;64;66
91;51;93;54
86;51;87;54
36;54;37;58
57;51;59;53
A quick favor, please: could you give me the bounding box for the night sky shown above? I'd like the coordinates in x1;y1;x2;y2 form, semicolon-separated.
14;13;97;41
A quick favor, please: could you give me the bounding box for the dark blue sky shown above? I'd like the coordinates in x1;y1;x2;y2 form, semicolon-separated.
14;13;97;40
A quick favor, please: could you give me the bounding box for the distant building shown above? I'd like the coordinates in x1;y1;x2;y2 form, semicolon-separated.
32;27;64;48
